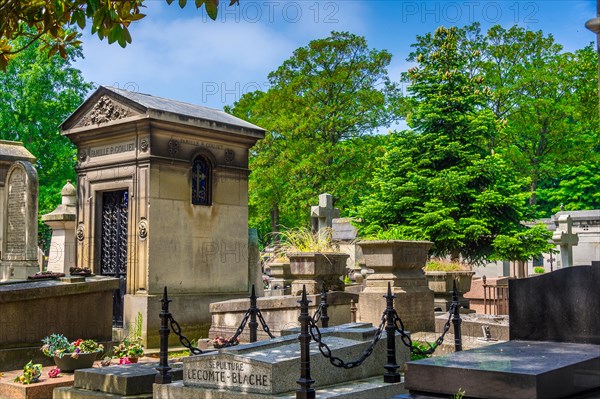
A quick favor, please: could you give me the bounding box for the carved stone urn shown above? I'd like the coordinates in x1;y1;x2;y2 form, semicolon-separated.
288;252;349;295
356;240;435;332
425;270;475;311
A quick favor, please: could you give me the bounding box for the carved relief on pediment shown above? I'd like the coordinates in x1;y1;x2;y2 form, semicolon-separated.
75;95;140;127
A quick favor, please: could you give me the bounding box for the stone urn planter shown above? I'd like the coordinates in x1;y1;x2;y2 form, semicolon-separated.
53;351;100;372
425;270;475;311
356;240;435;332
288;252;349;295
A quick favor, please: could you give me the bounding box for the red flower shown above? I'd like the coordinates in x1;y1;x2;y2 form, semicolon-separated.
74;339;83;346
48;368;61;378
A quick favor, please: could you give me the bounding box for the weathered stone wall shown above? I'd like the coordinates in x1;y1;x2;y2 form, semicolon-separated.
0;276;118;371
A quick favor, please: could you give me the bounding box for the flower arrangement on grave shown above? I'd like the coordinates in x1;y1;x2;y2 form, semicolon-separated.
69;266;92;276
14;361;42;384
212;336;239;348
41;334;104;359
113;337;145;361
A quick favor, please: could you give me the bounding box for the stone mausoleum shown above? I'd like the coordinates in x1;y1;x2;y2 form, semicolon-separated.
61;86;264;345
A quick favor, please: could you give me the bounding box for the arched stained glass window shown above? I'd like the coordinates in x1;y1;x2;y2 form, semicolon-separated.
192;156;211;205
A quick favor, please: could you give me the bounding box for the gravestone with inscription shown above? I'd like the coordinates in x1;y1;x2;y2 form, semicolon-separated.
0;160;39;280
155;323;409;398
61;86;265;345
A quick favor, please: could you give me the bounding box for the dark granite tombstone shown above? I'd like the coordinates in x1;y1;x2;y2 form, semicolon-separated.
509;264;600;344
404;263;600;399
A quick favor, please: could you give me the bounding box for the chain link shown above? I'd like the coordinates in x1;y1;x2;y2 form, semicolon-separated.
256;309;276;339
312;302;323;324
222;309;251;347
394;302;456;356
168;315;203;355
308;309;386;369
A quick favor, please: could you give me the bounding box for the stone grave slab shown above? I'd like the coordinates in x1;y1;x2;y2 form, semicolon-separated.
0;365;73;399
404;340;600;399
53;363;182;399
156;323;410;398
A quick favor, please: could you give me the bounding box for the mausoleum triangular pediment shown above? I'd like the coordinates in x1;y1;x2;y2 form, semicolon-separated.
64;90;146;130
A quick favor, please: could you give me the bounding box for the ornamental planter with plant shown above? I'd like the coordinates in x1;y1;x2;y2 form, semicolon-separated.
277;227;349;295
41;334;104;372
424;259;475;312
113;337;144;363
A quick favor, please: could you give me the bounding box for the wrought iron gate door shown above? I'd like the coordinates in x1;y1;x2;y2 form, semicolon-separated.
101;190;129;327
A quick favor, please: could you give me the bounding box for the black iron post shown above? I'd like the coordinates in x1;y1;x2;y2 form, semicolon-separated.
249;284;258;343
383;282;400;383
320;289;329;328
452;280;463;352
296;286;315;399
155;286;172;384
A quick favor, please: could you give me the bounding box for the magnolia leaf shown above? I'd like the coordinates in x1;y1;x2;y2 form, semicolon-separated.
129;13;146;21
205;0;218;20
195;0;205;8
178;0;187;8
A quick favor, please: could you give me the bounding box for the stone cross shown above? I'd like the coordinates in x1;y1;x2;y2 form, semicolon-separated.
552;214;579;268
310;193;340;234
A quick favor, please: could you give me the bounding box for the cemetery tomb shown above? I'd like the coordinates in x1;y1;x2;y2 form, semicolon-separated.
403;263;600;399
155;323;410;399
61;86;265;346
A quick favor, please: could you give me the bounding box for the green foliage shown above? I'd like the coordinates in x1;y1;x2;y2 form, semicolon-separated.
534;266;545;274
113;337;144;358
275;227;337;253
537;160;600;215
0;31;91;250
489;224;554;263
479;25;598;206
451;388;466;399
424;259;471;272
226;32;399;241
0;0;235;69
357;26;538;263
410;341;435;361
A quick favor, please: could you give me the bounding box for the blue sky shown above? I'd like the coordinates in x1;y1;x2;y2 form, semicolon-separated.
73;0;597;112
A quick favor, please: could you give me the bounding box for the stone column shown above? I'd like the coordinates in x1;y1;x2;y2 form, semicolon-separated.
357;240;435;332
42;180;77;274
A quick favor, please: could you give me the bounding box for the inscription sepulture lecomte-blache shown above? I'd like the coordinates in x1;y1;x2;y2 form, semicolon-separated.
186;360;269;388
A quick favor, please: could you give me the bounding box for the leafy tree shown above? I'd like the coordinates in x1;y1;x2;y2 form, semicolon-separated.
489;224;554;263
356;26;543;263
479;25;598;206
536;160;600;214
226;32;399;239
0;0;234;70
0;32;92;248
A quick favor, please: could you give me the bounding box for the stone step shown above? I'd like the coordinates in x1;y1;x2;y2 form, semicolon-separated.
69;363;182;397
52;386;152;399
154;376;409;398
0;365;73;399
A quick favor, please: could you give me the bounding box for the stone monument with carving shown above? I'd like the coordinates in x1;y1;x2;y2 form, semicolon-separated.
0;160;39;280
42;180;77;274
